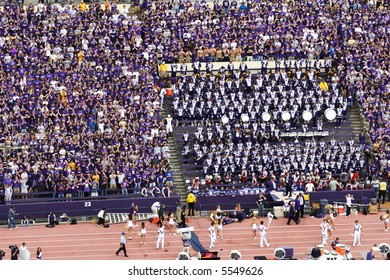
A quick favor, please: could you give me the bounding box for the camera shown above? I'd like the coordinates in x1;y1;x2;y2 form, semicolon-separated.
9;245;18;251
0;250;5;260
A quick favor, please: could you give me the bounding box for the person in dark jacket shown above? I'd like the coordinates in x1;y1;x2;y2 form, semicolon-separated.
287;201;299;225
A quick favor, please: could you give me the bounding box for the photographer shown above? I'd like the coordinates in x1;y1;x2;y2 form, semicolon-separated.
97;208;106;226
48;212;57;227
0;250;5;260
9;245;19;260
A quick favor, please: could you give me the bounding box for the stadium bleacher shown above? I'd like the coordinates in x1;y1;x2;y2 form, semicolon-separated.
0;0;388;220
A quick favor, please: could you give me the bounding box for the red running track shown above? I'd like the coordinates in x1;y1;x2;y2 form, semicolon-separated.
1;213;389;260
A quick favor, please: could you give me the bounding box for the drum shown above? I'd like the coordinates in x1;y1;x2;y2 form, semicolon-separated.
241;114;249;122
221;115;229;124
316;244;324;256
281;111;291;121
261;112;271;122
322;249;331;260
323;249;330;256
324;108;336;121
330;250;338;257
166;88;173;96
324;250;338;260
336;244;347;255
302;110;313;121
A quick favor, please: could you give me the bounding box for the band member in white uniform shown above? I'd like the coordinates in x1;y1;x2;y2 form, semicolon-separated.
156;221;165;250
267;212;274;228
209;221;217;249
321;219;328;245
352;220;362;246
164;114;173;137
258;221;270;248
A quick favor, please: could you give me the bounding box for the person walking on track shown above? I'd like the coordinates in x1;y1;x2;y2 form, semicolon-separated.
115;232;128;257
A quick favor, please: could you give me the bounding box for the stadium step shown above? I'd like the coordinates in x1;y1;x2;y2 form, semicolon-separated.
106;213;128;224
349;104;365;139
161;97;189;206
106;213;155;224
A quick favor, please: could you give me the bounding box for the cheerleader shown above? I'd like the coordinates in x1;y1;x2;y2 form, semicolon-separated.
381;210;389;232
140;221;147;245
250;217;258;240
325;204;336;230
215;212;223;240
168;212;177;235
36;247;42;260
326;219;332;238
126;214;134;240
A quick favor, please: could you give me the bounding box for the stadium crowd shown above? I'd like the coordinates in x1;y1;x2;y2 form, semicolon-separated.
0;1;174;202
0;0;388;203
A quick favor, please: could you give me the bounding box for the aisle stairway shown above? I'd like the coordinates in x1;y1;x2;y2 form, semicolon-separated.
350;104;368;139
161;98;188;206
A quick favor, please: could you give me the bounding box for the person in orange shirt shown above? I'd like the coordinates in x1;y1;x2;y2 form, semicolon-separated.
68;160;76;171
104;0;111;11
77;50;84;67
60;90;69;106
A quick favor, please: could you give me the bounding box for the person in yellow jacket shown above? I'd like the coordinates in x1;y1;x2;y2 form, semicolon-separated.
159;61;168;78
319;79;329;91
186;191;196;217
79;0;87;12
379;179;387;205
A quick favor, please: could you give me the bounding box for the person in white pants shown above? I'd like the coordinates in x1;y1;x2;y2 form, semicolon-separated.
353;220;362;246
259;221;270;248
320;219;328;245
267;212;274;228
165;114;173;137
156;221;165;250
209;221;216;249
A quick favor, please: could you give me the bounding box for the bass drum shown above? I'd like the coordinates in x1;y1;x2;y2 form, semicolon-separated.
281;111;291;121
241;114;249;122
221;115;229;124
302;110;313;121
324;108;336;121
261;112;271;122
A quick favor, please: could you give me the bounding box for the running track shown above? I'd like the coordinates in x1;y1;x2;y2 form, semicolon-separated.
1;213;389;260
